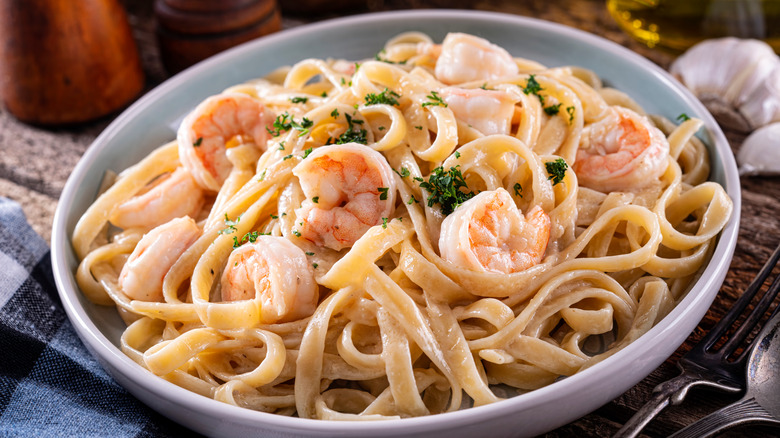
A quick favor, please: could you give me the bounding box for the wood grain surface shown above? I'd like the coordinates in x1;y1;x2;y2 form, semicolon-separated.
1;0;777;436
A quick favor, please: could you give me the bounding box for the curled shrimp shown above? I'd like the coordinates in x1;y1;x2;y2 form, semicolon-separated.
119;216;201;302
439;87;517;135
434;33;519;85
110;167;204;230
573;106;670;193
439;188;550;274
221;236;318;324
178;93;274;192
292;143;397;251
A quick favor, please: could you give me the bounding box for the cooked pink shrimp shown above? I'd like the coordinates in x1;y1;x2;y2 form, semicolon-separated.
119;216;201;302
110;167;204;230
573;106;670;193
439;188;550;274
221;236;318;324
434;33;519;85
439;87;516;135
292;143;397;251
178;93;274;192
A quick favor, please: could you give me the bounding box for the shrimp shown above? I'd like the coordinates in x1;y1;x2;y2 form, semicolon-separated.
573;106;670;193
439;87;516;135
292;143;397;251
110;167;204;230
119;216;201;302
178;93;274;192
221;236;318;324
439;188;550;274
434;33;519;85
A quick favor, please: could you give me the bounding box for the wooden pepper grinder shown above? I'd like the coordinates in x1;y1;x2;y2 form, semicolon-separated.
155;0;282;75
0;0;145;125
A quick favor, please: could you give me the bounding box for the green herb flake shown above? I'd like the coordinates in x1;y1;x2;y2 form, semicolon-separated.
193;137;203;147
378;126;386;131
566;106;575;123
394;167;410;178
283;154;293;161
313;263;319;268
302;147;313;159
266;112;314;137
418;165;476;215
513;182;523;197
378;187;389;200
364;88;401;106
278;141;286;151
312;196;319;204
218;214;240;235
454;151;461;159
327;112;368;145
305;251;315;256
290;96;308;104
544;102;562;116
321;91;328;98
677;113;691;122
480;83;488;90
293;230;302;237
422;90;448;108
382;217;389;229
232;231;260;249
545;158;568;186
331;108;339;118
258;170;266;181
407;195;418;205
415;125;423;130
270;214;278;219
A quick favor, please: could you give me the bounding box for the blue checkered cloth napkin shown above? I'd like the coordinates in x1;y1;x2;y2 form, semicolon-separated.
0;197;197;437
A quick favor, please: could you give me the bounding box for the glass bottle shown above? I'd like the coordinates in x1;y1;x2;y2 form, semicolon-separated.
607;0;780;52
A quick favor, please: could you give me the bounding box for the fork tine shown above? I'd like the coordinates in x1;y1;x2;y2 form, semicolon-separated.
699;241;780;351
726;271;780;361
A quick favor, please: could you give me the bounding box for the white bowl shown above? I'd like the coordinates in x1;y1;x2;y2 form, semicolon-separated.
51;10;741;438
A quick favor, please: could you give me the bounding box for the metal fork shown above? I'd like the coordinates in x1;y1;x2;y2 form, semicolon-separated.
613;241;780;438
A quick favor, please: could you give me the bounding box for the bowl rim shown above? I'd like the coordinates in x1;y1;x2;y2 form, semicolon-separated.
51;8;741;435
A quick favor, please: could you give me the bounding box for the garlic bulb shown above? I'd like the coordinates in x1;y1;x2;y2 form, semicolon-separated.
670;37;780;131
737;122;780;175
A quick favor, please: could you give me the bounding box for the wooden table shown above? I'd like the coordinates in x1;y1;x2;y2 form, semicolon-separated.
2;0;777;436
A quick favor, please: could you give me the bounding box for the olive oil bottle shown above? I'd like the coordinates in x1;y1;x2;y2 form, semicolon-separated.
607;0;780;52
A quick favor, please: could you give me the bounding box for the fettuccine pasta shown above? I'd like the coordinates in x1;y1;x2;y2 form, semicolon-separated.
73;32;733;419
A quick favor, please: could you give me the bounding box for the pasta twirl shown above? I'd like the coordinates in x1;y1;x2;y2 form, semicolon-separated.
73;31;733;419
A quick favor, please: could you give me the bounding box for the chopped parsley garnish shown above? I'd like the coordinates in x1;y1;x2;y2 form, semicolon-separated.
330;108;339;118
321;91;328;98
545;158;568;185
415;125;423;130
422;91;448;108
378;187;389;200
290;96;308;104
394;167;410;178
418;165;476;215
270;214;278;219
258;170;266;181
480;83;489;90
522;75;544;102
327;113;368;145
364;88;401;106
677;113;691;122
193;137;203;147
302;147;313;159
312;196;319;203
283;154;293;160
566;106;575;123
407;195;418;204
378;126;385;131
513;182;523;197
292;230;301;237
544;103;562;116
382;217;389;229
232;231;260;248
278;142;286;151
218;214;239;235
266;112;314;137
374;49;407;65
313;263;319;268
454;151;461;159
305;251;315;256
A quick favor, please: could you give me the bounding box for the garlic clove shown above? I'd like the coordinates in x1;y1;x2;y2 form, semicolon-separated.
670;37;780;131
739;67;780;129
737;122;780;175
